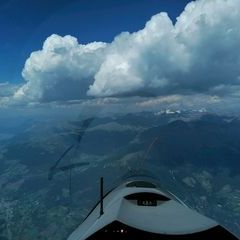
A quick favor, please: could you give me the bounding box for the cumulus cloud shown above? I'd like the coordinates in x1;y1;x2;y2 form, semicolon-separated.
0;82;19;97
0;82;21;107
89;0;240;97
14;34;106;102
88;12;190;97
14;0;240;104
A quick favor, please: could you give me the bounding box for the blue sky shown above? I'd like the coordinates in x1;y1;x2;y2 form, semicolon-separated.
0;0;191;84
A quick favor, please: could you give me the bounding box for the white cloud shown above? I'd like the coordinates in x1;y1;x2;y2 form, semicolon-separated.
0;82;21;107
0;82;19;97
12;0;240;106
89;0;240;97
15;34;106;102
88;12;190;97
136;95;182;108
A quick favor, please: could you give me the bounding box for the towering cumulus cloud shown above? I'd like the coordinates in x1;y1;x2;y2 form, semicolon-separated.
15;0;240;102
14;34;106;102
